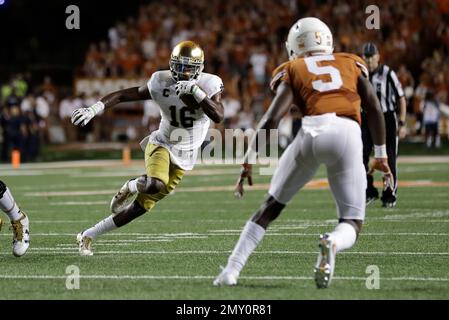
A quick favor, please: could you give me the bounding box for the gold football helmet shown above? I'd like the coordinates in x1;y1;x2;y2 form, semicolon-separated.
169;40;204;81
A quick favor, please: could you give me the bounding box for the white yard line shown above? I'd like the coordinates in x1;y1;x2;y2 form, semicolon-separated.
49;201;108;206
381;210;449;220
57;242;173;246
0;274;447;282
30;220;92;223
73;169;238;178
25;190;115;196
24;179;449;197
0;233;171;236
11;249;449;256
0;232;449;238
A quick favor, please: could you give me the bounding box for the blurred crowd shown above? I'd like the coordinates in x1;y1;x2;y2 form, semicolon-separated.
0;74;47;162
79;0;449;142
0;74;107;162
1;0;449;162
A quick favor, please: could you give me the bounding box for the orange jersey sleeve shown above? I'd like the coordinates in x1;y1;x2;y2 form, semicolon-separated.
270;61;289;92
281;53;367;124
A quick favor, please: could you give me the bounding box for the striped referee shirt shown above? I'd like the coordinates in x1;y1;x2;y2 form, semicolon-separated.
369;64;405;113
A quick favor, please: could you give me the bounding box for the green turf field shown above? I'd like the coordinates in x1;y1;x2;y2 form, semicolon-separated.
0;157;449;300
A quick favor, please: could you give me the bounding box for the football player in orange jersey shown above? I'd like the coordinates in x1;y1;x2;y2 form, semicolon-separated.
215;18;392;288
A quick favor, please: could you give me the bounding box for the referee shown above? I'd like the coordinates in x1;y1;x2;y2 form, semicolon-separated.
361;43;407;208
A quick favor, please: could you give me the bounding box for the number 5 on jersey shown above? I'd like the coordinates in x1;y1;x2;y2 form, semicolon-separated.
304;55;343;92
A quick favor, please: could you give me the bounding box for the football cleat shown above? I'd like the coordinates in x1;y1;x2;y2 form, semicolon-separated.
381;187;396;208
314;234;336;289
213;266;239;286
76;232;93;256
11;212;30;257
110;179;136;214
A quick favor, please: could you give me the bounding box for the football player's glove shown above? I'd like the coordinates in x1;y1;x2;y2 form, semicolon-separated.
71;101;104;127
234;163;253;198
175;81;207;103
175;80;196;96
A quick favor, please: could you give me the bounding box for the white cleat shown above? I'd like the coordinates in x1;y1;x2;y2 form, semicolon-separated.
76;232;93;256
314;234;336;289
110;179;136;214
11;212;30;257
213;267;239;286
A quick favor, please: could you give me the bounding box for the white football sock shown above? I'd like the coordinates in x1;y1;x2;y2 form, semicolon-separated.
128;179;138;193
0;187;22;221
328;222;357;252
225;221;266;275
83;215;117;239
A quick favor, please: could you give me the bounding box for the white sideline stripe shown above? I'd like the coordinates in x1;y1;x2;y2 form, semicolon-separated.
0;274;447;282
15;249;449;256
0;156;447;170
24;182;449;197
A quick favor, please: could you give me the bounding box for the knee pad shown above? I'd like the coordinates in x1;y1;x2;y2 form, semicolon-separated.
0;180;7;198
135;175;165;195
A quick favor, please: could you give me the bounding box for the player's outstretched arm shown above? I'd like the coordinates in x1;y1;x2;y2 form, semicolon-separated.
357;75;393;183
71;85;151;127
244;81;294;164
235;81;293;198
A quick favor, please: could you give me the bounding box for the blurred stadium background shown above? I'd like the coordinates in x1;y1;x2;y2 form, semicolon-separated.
0;0;449;163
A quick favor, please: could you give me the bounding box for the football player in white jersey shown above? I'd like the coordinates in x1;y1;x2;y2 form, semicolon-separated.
71;41;224;256
0;180;30;257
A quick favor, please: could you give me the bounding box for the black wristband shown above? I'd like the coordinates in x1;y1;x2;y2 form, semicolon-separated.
398;120;405;127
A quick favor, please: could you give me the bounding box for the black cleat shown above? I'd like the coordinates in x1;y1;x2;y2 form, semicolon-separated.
381;187;396;209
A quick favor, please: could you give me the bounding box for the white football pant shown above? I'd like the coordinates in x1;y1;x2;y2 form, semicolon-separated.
269;113;367;221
